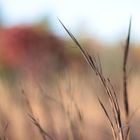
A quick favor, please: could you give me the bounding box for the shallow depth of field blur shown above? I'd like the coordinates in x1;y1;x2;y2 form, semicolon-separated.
0;1;140;140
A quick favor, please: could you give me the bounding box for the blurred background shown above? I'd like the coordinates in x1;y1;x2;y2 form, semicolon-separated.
0;0;139;140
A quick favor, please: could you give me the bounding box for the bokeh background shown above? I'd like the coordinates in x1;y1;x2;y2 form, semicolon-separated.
0;0;139;140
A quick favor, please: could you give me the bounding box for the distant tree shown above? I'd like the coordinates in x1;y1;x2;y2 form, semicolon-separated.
0;25;67;76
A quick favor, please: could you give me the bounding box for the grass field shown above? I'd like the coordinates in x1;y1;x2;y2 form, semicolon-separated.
0;21;140;140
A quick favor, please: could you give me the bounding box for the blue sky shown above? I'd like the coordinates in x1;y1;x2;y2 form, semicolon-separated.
0;0;140;42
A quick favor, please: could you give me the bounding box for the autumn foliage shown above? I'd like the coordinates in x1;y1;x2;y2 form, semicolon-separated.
0;25;67;74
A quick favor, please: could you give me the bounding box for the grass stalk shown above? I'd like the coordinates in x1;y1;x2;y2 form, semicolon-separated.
123;17;132;140
58;18;124;140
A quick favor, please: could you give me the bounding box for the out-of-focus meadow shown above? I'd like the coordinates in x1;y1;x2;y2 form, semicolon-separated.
0;19;140;140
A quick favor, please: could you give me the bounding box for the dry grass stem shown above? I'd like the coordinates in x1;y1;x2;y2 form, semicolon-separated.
58;18;133;140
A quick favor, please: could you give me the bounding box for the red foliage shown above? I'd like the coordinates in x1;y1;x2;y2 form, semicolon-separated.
0;26;66;72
